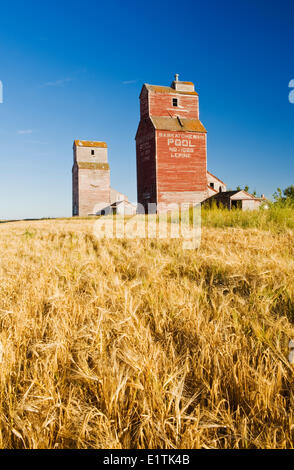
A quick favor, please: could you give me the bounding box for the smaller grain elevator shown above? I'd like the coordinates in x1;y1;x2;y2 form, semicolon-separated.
72;140;110;216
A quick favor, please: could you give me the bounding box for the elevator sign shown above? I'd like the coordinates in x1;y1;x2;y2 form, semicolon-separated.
158;132;201;159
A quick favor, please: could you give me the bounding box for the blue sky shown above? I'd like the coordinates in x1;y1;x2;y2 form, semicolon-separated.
0;0;293;219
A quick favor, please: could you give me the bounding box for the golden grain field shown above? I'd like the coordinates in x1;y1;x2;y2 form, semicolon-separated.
0;218;293;449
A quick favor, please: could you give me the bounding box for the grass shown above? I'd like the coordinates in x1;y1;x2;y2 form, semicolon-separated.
0;211;293;449
201;204;294;231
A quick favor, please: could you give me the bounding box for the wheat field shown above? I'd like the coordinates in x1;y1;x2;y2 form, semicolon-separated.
0;216;293;449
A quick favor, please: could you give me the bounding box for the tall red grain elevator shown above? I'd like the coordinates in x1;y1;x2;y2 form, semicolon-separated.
136;74;208;212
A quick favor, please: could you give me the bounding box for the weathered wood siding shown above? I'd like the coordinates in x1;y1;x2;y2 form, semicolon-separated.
72;164;79;215
156;130;207;208
136;119;157;212
242;199;262;211
73;142;111;216
78;168;110;216
149;92;199;120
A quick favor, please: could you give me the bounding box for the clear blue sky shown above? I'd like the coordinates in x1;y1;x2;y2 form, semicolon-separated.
0;0;293;219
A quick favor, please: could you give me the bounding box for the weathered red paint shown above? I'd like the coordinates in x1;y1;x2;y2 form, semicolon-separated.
149;92;199;120
136;79;208;212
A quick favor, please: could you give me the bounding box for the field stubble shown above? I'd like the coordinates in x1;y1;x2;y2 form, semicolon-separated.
0;217;293;449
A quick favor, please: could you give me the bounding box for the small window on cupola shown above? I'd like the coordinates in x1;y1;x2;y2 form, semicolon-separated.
172;98;178;107
91;150;95;156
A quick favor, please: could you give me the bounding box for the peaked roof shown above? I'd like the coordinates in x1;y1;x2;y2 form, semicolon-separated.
110;200;136;207
204;190;262;202
150;116;207;133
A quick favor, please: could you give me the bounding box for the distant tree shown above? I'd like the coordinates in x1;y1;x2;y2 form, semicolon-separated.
236;185;251;192
273;188;283;203
273;186;294;205
284;185;294;200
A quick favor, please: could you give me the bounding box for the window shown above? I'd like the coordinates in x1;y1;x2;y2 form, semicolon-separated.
210;182;214;189
219;186;222;192
172;98;178;107
91;150;95;156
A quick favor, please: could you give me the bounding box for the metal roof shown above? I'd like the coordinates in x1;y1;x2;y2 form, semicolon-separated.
74;140;107;148
150;116;207;133
110;200;137;207
204;190;261;202
144;84;198;96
